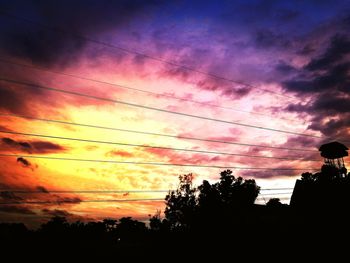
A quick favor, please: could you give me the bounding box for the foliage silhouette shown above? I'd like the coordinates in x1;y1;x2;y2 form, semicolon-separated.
165;173;197;230
1;168;350;258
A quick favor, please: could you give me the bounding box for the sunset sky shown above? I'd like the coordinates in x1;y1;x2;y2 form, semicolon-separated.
0;0;350;227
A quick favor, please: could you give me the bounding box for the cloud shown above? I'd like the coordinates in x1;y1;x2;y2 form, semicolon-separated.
298;44;316;55
177;132;245;149
41;208;87;221
284;62;350;93
312;94;350;114
0;84;34;115
239;169;299;179
29;141;66;154
0;205;36;215
144;147;233;166
16;157;32;168
308;114;350;138
161;63;253;100
0;75;120;116
1;0;162;67
283;34;350;94
106;150;134;158
36;186;49;193
0;191;23;201
53;196;82;205
41;208;74;218
0;1;163;117
305;34;350;71
0;125;12;132
281;136;319;149
1;137;66;154
254;29;290;49
220;86;252;99
274;61;298;75
282;32;350;139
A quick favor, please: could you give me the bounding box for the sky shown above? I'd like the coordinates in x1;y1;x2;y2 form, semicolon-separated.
0;0;349;227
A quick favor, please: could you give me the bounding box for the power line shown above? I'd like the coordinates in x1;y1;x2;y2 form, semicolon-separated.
0;190;168;194
0;11;295;100
0;198;164;205
0;197;294;205
0;196;294;205
259;192;293;196
0;153;319;171
0;187;293;194
0;130;320;162
0;58;298;123
260;188;293;191
0;77;322;138
0;113;317;152
256;197;290;201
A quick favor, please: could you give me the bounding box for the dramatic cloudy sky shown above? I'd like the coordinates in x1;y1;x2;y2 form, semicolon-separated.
0;0;349;227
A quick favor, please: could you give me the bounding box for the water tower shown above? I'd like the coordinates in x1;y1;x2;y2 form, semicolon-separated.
319;141;348;175
290;141;349;208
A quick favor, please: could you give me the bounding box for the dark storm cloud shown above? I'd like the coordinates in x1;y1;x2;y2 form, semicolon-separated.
0;0;161;67
284;34;350;93
277;136;322;161
308;114;350;138
0;205;36;215
0;125;12;132
274;61;298;74
0;191;23;201
0;84;32;114
30;141;66;153
283;33;350;139
16;157;32;168
298;44;316;55
42;208;74;217
239;169;298;179
36;186;49;193
282;136;319;149
305;34;350;71
283;62;350;93
1;137;66;154
54;196;82;204
0;0;161;116
220;86;251;99
2;137;31;149
312;95;350;114
254;29;290;49
0;76;119;115
0;79;58;115
285;94;350;139
221;0;298;26
162;66;253;100
42;208;87;221
274;8;299;22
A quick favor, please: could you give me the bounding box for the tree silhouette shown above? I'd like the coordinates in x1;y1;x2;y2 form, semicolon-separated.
216;170;260;208
164;170;260;232
266;198;283;208
292;167;350;210
102;219;118;232
165;174;197;230
39;216;69;234
1;167;350;258
115;217;147;245
149;210;168;232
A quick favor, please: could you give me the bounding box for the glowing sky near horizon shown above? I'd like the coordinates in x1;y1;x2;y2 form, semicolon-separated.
0;0;350;227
